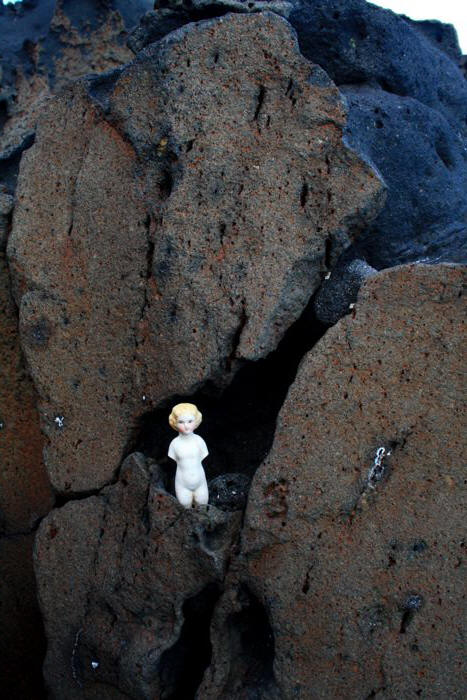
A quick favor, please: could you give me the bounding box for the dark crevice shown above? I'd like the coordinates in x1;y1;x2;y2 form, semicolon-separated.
399;594;423;633
0;131;35;195
159;168;174;199
0;515;46;540
324;235;332;268
221;585;277;696
53;484;107;509
253;84;266;122
0;98;9;133
125;292;328;491
300;181;309;207
225;299;246;372
158;583;222;700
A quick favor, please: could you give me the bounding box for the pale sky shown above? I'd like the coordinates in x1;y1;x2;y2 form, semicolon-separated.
370;1;466;52
2;0;466;52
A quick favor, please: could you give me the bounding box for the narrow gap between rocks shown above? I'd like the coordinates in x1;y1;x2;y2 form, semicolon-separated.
126;294;328;504
222;585;276;696
158;583;222;700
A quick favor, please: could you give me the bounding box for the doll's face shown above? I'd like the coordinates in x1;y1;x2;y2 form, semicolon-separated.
177;413;196;435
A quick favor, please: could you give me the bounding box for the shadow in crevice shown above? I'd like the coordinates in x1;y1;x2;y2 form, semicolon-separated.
126;296;327;484
158;583;222;700
221;585;277;697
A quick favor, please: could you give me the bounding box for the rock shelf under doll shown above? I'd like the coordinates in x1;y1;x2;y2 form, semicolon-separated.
168;402;209;508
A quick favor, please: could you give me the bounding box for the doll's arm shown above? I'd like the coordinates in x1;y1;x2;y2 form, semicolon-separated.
168;439;177;461
198;436;208;461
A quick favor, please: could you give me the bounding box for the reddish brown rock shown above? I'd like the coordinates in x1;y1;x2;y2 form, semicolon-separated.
0;0;151;178
238;264;466;698
34;453;241;699
0;253;53;534
8;12;383;494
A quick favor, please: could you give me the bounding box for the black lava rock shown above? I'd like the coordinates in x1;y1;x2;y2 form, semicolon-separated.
314;250;377;325
209;473;251;511
343;86;467;268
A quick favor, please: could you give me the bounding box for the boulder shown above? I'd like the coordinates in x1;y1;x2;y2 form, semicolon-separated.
8;11;382;494
129;0;467;132
0;0;153;194
35;453;242;698
128;0;467;274
343;86;467;269
240;264;466;698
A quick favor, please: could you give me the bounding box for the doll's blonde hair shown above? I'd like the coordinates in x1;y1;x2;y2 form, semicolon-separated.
169;403;202;431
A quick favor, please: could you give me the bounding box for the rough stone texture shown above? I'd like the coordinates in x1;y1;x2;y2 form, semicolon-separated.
343;86;467;269
127;0;294;54
8;11;382;494
128;0;467;272
0;534;47;699
405;17;463;65
35;452;242;699
209;473;251;511
239;264;466;698
313;249;376;324
0;0;153;194
0;253;53;535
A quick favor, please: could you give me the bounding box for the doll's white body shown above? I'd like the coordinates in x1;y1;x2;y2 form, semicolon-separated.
169;429;209;507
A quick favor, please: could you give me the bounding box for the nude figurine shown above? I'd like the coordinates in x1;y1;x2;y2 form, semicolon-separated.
168;403;209;508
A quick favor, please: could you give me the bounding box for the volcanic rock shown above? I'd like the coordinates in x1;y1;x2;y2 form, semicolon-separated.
209;473;251;511
0;0;153;194
344;86;467;268
35;452;242;698
240;264;466;698
313;249;376;324
0;253;52;535
129;0;467;273
8;11;382;494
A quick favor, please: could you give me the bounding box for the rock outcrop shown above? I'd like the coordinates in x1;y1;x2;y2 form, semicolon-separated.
8;11;382;495
3;3;466;697
128;0;467;276
0;0;153;194
35;452;242;699
239;264;466;698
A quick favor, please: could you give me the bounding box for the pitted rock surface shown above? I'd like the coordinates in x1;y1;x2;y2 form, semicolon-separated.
0;0;153;185
8;12;382;494
344;86;467;268
35;453;241;699
129;0;467;271
0;253;52;535
240;264;466;698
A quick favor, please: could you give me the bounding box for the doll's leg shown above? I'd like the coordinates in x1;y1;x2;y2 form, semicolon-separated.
193;481;209;506
175;482;194;508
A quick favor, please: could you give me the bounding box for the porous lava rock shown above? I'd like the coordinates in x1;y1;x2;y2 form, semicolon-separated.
8;11;382;494
35;452;242;699
0;0;153;194
0;253;53;535
313;248;376;325
129;0;467;273
344;87;467;268
240;264;466;698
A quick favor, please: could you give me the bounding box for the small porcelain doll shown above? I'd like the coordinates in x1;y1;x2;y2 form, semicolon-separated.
168;403;209;508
